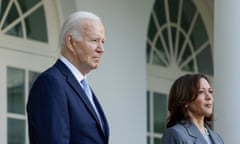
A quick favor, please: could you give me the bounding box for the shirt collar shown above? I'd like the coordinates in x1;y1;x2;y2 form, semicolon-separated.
60;56;87;82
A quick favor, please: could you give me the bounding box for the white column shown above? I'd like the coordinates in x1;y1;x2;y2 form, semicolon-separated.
214;0;240;143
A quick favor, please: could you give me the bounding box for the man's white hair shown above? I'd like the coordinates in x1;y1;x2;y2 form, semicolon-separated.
58;11;101;49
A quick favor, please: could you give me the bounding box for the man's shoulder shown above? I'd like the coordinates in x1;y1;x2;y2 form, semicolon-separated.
34;61;64;82
41;60;65;75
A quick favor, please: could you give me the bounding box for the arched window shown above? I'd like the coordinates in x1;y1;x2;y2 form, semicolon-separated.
0;0;59;57
146;0;213;75
146;0;213;143
0;0;48;42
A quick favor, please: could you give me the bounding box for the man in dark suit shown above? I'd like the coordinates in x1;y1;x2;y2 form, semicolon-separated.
27;11;109;144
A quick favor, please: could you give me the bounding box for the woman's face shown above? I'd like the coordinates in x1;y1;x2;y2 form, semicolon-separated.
187;78;213;119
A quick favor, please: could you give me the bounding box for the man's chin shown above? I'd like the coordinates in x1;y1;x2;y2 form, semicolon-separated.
91;64;99;70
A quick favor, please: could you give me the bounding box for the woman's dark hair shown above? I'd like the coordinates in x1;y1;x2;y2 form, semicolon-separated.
166;74;213;128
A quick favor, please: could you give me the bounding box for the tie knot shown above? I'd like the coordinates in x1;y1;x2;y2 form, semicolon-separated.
81;79;91;98
81;79;88;88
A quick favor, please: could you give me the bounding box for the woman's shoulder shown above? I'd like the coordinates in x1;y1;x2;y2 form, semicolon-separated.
165;123;189;134
207;128;225;144
162;122;198;142
162;123;189;140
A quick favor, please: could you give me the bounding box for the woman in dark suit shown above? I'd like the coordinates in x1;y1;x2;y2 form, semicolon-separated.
162;74;224;144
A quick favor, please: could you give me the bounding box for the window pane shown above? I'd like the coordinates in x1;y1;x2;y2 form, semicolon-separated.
18;0;41;13
153;51;166;66
171;27;177;52
180;44;195;72
153;92;167;133
6;22;23;37
182;59;194;72
29;71;40;90
147;15;157;42
162;29;169;55
0;0;9;20
181;0;196;32
7;67;25;114
155;36;168;64
154;137;162;144
147;136;150;144
147;91;150;132
2;3;19;30
8;118;25;144
25;6;48;42
153;0;166;26
191;16;208;50
168;0;179;23
196;45;213;75
146;42;151;64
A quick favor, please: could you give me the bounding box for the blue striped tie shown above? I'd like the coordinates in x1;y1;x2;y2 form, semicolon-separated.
81;79;103;129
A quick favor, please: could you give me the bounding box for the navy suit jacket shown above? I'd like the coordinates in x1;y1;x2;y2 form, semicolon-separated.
162;122;224;144
27;60;109;144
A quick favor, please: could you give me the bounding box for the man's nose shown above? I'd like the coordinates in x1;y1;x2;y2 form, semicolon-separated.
97;42;104;52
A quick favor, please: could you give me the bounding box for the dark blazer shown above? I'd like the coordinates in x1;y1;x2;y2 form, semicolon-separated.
27;60;109;144
162;122;224;144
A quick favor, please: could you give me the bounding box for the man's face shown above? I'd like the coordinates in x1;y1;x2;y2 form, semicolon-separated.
72;19;105;75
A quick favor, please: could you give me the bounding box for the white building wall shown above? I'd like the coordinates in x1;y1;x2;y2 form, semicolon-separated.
0;0;222;143
214;0;240;143
58;0;154;143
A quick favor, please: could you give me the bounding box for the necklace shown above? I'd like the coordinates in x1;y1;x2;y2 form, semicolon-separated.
202;128;212;144
202;128;209;136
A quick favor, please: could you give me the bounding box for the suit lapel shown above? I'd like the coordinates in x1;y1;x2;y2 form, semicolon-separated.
92;91;109;139
55;60;107;136
208;128;221;143
67;75;99;119
184;122;208;144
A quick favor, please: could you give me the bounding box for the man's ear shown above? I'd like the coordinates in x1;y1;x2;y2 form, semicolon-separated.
65;34;75;52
